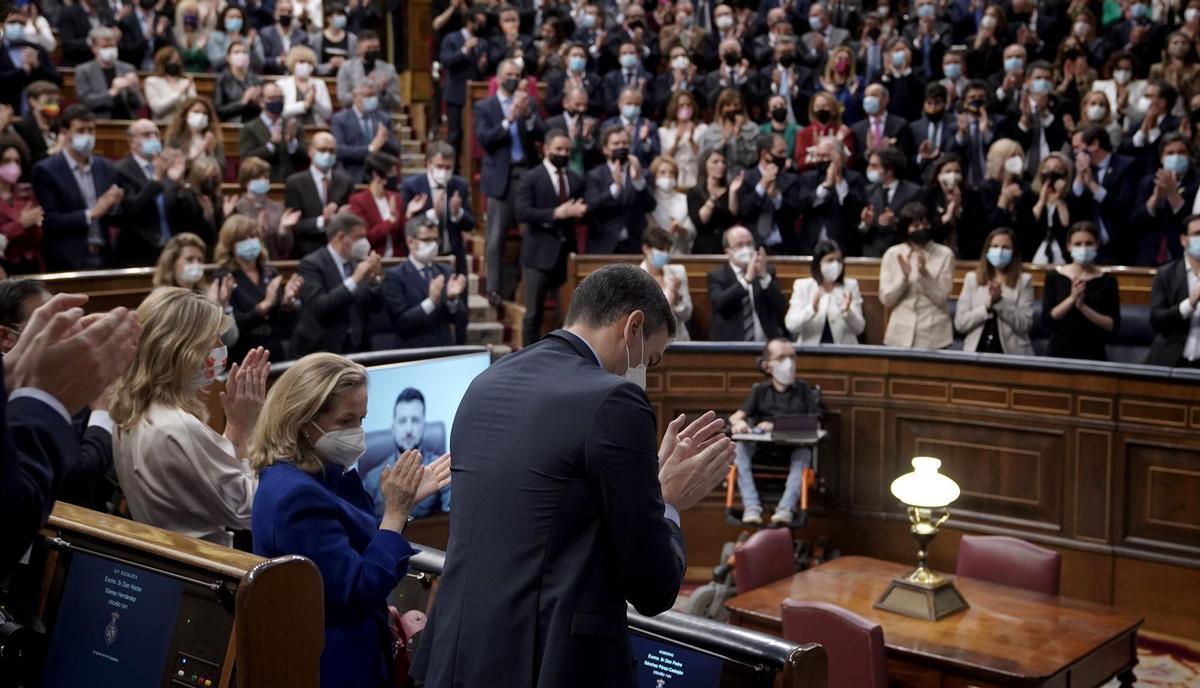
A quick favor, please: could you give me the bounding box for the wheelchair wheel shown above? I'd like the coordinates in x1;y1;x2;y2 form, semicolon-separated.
683;582;731;623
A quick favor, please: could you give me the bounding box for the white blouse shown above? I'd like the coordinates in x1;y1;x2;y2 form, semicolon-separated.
114;402;256;547
279;75;333;126
650;190;697;254
785;277;866;344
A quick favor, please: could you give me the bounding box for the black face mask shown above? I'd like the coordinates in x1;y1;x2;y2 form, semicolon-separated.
909;228;932;245
867;26;881;40
771;107;789;123
925;107;945;120
771;154;789;169
364;49;380;66
265;99;284;115
629;20;646;31
278;14;292;28
1191;109;1200;124
610;147;630;163
779;52;796;68
724;53;740;67
201;178;218;195
139;0;156;10
165;62;183;76
813;159;831;174
501;77;519;94
1042;170;1064;183
549;153;569;169
968;99;985;111
723;109;739;121
813;109;833;124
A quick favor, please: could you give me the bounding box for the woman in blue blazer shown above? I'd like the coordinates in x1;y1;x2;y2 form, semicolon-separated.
248;353;451;687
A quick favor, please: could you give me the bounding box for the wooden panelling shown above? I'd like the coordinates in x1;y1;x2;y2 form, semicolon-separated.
1114;557;1200;640
1078;396;1114;420
1125;440;1200;551
852;376;886;397
1011;388;1073;415
888;378;949;402
1119;399;1190;427
1074;430;1114;542
949;383;1009;408
849;407;885;511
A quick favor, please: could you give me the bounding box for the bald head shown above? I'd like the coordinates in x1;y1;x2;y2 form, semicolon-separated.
127;119;158;138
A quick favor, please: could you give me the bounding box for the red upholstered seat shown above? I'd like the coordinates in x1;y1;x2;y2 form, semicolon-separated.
781;600;887;688
955;534;1062;596
733;528;794;595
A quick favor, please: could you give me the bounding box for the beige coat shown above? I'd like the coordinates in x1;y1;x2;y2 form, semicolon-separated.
879;241;955;348
954;270;1035;355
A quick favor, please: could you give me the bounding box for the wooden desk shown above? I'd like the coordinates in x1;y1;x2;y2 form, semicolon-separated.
725;556;1142;688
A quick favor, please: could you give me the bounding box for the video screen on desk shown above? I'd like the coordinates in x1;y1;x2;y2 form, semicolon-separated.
357;352;491;518
42;552;183;688
631;631;726;688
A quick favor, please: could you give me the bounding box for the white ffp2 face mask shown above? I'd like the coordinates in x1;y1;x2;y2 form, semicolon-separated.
624;320;647;390
771;357;796;387
313;422;366;467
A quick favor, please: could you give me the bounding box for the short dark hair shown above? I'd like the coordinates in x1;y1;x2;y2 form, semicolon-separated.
1182;214;1200;233
1026;60;1053;77
0;279;49;330
1067;220;1101;243
1075;123;1112;152
756;132;782;157
394;387;425;410
425;141;455;162
1159;132;1191;157
873;146;905;176
326;211;365;241
545;127;570;147
810;240;843;283
963;79;988;97
1153;81;1179;110
358;29;380;43
924;82;947;101
642;226;673;251
364;150;397;182
897;201;930;233
565;264;676;338
600;124;626;148
60;104;95;129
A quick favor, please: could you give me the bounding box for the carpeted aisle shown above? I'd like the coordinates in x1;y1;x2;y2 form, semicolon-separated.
1101;633;1200;688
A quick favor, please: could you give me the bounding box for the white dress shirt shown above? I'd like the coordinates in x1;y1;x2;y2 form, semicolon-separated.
731;260;772;342
1181;260;1200;361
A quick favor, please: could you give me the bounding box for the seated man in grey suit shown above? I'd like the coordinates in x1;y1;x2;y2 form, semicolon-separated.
74;26;144;120
362;386;450;518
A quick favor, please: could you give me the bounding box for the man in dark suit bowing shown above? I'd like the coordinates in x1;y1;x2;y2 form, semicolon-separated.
114;119;184;267
412;264;735;688
291;212;384;356
1146;215;1200;368
238;82;309;183
382;215;468;349
31;104;125;271
515;129;587;346
285;131;355;259
476;58;545;304
584;125;655;254
736;133;804;254
330;82;400;184
400;141;474;276
707;225;788;341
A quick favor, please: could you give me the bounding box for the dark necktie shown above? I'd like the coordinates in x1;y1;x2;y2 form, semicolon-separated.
422;266;433;283
741;279;756;342
342;260;352;278
557;169;568;203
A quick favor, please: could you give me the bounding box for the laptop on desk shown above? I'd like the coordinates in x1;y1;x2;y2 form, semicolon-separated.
771;414;821;442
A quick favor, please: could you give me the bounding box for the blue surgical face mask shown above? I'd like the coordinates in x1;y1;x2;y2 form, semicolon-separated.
621;104;641;120
917;3;936;17
313;151;337;171
225;17;243;32
363;96;379;112
580;13;596;29
568;55;586;72
863;95;881;114
1131;2;1149;19
866;168;882;184
140;137;162;158
943;63;963;80
1188;235;1200;259
1164;153;1190;175
331;14;347;28
1071;245;1097;265
4;22;23;42
650;248;670;268
891;50;907;67
1031;78;1052;94
1004;56;1024;73
71;133;95;154
235;237;262;261
986;246;1013;268
619;53;639;70
248;178;270;195
808;15;823;30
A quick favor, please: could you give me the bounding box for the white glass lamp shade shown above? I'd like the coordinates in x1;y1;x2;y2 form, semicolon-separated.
890;457;960;508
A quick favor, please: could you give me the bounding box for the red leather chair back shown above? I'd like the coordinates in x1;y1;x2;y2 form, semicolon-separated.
733;528;794;595
781;600;887;688
955;534;1062;595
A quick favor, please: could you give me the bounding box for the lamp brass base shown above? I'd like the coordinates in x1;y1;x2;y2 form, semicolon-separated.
873;570;969;621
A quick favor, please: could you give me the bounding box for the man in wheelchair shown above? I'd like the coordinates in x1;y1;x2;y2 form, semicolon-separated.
728;338;819;526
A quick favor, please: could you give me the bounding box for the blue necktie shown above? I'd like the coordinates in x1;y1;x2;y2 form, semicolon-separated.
146;163;170;244
504;98;525;163
922;36;932;77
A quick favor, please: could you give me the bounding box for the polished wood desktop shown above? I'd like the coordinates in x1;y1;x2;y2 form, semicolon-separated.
725;556;1142;688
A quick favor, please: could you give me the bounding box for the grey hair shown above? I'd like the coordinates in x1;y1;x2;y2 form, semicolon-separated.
405;214;436;239
325;212;365;241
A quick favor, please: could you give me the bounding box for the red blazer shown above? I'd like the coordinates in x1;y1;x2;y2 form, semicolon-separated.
793;123;856;174
348;188;406;257
0;193;45;273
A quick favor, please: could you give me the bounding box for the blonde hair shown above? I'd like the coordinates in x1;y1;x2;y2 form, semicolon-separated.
286;45;318;72
238;156;271;187
822;46;857;86
215;214;265;270
1031;152;1075;195
248;353;367;475
165;96;221;150
649;156;680;191
110;287;226;432
152;233;208;288
985;138;1023;181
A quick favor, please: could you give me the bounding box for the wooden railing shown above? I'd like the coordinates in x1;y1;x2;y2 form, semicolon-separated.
60;67;345;112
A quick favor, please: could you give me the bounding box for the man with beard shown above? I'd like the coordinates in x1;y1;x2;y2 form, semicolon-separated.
362;387;449;518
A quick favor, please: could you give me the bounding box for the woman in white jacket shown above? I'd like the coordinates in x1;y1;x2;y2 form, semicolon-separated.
954;227;1035;355
639;227;693;341
785;240;866;344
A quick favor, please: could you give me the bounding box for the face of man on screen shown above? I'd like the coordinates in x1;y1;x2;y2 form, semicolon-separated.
392;399;426;452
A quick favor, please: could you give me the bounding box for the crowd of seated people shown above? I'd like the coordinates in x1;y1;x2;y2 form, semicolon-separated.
0;0;1194;371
